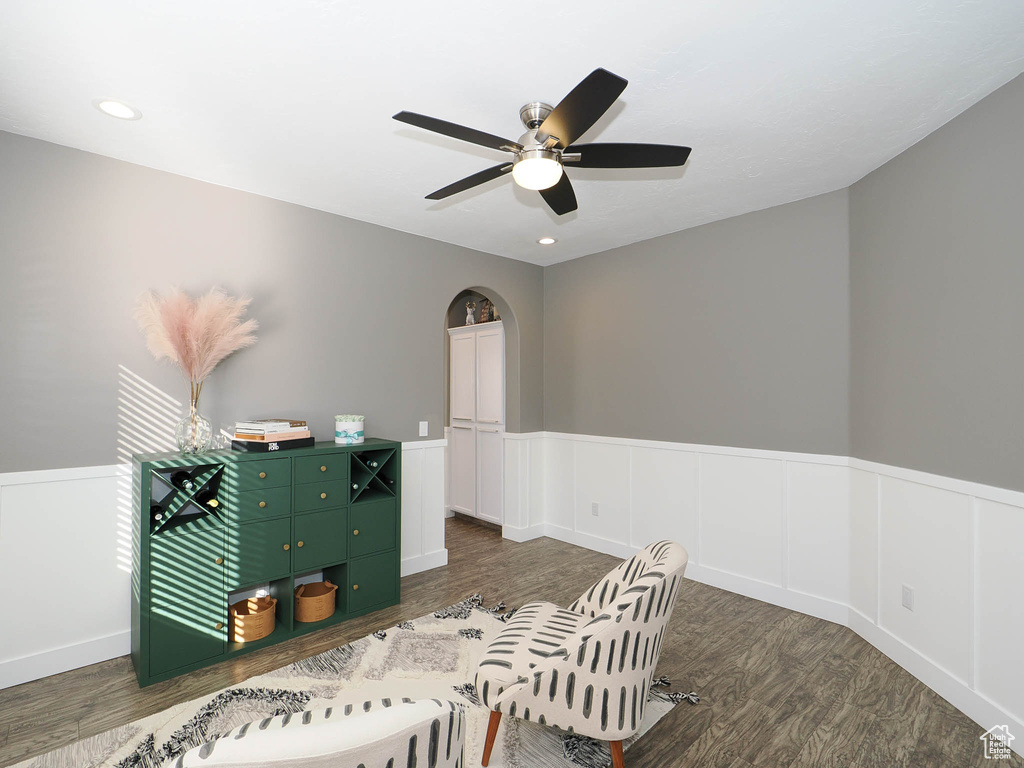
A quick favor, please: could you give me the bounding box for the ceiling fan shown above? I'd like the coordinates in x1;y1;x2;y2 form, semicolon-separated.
393;68;691;216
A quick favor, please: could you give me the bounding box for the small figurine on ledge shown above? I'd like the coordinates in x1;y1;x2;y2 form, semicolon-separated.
466;300;476;325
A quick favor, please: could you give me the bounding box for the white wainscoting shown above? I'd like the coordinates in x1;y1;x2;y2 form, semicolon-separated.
0;440;447;690
400;439;448;576
503;432;1024;752
0;464;130;691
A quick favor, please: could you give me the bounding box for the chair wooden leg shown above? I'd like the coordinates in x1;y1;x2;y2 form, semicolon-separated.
481;710;502;766
609;740;625;768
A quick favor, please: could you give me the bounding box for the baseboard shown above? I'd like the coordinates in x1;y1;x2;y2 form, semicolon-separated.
500;523;546;542
538;524;640;559
848;609;1023;747
685;563;850;626
0;630;131;690
401;549;448;577
500;522;637;556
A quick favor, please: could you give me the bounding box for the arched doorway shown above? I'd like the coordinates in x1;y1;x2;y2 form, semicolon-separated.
443;288;518;530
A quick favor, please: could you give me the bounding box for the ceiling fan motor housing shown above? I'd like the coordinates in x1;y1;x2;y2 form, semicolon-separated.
519;101;554;130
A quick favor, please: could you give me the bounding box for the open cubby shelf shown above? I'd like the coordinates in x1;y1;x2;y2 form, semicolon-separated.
228;624;285;654
132;440;401;687
226;575;291;653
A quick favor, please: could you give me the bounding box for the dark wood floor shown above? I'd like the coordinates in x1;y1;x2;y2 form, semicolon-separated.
1;517;1018;768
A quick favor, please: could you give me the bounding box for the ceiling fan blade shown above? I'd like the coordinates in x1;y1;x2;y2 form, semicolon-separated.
539;173;578;216
565;143;692;168
394;111;523;153
536;68;628;149
425;163;513;200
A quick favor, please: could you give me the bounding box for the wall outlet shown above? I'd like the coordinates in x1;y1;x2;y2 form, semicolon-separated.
902;584;915;611
592;502;599;517
419;421;428;437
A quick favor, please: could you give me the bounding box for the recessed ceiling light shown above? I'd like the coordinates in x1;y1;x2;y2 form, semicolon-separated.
93;99;142;120
538;237;557;245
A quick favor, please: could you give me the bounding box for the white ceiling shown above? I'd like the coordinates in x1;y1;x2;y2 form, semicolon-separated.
1;1;1022;266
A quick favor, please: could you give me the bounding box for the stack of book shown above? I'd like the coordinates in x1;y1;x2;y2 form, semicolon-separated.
231;419;315;452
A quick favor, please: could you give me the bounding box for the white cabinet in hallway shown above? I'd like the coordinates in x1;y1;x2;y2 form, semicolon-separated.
448;322;504;524
475;326;504;424
450;333;476;422
476;426;504;523
448;423;476;516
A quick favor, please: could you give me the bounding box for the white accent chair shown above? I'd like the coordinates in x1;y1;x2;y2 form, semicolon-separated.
474;540;688;768
177;698;465;768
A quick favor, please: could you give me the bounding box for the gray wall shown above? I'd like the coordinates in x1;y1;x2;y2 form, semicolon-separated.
0;131;543;473
6;74;1022;484
850;74;1024;491
543;189;851;456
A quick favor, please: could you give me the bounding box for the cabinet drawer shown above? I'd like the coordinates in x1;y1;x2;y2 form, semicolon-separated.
349;550;398;613
294;453;348;485
226;518;291;587
226;459;291;491
350;500;397;558
293;508;348;571
294;479;347;513
224;486;291;523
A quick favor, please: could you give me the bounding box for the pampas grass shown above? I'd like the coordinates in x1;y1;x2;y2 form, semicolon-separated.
135;287;258;402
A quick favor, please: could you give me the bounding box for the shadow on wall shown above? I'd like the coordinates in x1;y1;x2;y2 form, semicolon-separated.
442;286;520;432
116;364;182;574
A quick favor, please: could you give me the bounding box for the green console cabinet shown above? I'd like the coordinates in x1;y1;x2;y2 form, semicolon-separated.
131;439;401;686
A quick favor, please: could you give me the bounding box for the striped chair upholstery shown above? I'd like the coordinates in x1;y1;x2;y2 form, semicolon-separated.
177;698;465;768
474;541;688;767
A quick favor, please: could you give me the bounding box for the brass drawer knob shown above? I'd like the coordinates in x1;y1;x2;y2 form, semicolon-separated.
283;543;290;551
297;540;304;547
215;622;224;630
320;492;327;499
259;501;266;508
320;465;327;472
259;472;266;479
215;557;224;565
353;529;359;536
352;584;359;591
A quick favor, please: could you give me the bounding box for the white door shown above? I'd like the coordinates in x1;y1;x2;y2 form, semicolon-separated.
476;327;504;425
476;427;504;524
449;424;476;516
450;334;476;422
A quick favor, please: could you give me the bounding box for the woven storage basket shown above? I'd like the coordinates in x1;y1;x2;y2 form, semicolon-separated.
295;580;338;622
228;595;277;643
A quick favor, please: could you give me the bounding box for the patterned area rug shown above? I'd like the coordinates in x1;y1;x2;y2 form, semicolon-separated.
13;595;694;768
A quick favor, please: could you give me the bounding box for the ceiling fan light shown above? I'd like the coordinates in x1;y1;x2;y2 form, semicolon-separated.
512;150;563;190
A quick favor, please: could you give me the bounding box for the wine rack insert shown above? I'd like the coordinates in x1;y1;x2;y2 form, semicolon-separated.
132;438;401;687
350;447;398;503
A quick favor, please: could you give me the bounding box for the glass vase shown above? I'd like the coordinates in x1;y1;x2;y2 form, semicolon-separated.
176;400;213;454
